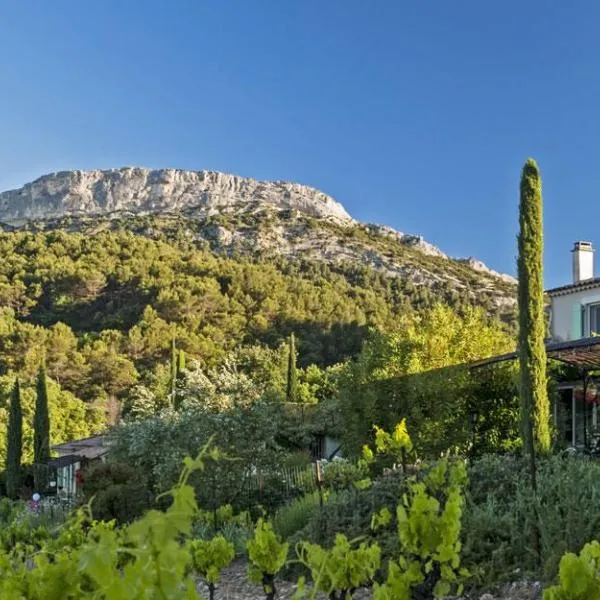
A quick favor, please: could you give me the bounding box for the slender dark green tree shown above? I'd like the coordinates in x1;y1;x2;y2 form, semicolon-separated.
170;338;178;406
5;378;23;499
34;363;51;491
286;333;298;403
517;158;550;454
170;340;187;410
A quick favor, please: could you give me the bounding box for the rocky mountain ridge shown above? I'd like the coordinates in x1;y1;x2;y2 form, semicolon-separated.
0;167;515;287
0;168;353;224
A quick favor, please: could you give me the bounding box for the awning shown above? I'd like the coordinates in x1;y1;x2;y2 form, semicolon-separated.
470;336;600;372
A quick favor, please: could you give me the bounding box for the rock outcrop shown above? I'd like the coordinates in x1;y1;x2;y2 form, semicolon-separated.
0;168;353;224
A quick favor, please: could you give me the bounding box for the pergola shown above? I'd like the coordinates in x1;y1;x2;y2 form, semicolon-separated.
471;336;600;447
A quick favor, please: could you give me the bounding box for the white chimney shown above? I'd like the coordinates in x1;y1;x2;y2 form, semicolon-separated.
572;241;594;283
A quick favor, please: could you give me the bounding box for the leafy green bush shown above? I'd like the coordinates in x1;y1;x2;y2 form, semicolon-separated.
272;491;322;540
374;459;468;599
81;461;153;523
247;518;289;600
322;458;368;492
189;535;235;600
295;533;381;599
544;541;600;599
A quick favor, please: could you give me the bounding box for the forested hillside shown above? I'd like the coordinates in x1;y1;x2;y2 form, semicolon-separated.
0;219;517;464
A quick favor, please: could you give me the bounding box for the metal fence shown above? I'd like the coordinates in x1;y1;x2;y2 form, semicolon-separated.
240;463;319;510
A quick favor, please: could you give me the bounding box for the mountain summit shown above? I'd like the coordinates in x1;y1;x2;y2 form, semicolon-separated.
0;167;353;224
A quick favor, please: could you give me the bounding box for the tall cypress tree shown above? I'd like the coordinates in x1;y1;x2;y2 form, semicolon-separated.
170;338;177;406
286;333;298;403
517;158;550;454
34;363;51;491
5;378;23;499
173;348;186;410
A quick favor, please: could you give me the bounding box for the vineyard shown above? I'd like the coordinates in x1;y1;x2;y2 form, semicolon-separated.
0;424;598;599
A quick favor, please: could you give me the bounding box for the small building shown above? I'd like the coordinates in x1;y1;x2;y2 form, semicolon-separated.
45;434;109;497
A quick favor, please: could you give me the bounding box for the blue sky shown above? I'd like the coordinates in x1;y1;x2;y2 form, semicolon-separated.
1;1;599;288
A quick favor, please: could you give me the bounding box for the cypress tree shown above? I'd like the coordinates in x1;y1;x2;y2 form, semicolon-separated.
170;338;177;406
173;348;186;411
286;333;298;403
33;363;51;491
5;378;23;499
517;158;550;454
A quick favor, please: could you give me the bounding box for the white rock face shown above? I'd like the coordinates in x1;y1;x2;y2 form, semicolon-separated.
457;257;517;284
0;168;353;224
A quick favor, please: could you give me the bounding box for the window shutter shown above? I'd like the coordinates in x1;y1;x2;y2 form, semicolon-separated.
572;303;583;340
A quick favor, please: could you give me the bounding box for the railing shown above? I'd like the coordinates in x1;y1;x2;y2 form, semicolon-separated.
240;463;319;509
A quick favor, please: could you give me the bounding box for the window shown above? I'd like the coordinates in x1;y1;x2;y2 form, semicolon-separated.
590;304;600;336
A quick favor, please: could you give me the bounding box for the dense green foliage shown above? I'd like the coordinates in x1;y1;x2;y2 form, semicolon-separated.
5;379;22;499
338;304;517;458
110;402;294;515
0;221;519;487
518;158;550;453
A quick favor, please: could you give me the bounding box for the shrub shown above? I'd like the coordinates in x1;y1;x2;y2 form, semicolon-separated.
81;461;152;523
272;491;322;540
462;454;600;585
292;470;407;564
322;458;368;492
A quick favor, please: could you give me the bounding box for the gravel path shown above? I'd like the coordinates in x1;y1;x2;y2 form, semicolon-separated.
198;561;543;600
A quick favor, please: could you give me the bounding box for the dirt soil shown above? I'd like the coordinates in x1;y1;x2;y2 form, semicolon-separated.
197;561;544;599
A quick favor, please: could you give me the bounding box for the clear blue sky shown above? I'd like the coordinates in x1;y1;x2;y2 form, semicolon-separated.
1;1;599;288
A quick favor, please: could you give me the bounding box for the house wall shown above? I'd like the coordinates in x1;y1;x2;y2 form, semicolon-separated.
551;287;600;340
324;437;342;459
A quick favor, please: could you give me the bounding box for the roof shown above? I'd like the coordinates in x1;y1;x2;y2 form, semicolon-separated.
52;434;109;460
471;336;600;371
51;434;106;451
546;277;600;296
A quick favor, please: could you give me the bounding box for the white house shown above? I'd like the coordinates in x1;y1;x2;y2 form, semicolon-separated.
547;241;600;447
548;241;600;341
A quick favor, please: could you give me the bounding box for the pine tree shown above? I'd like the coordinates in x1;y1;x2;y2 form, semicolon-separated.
286;333;298;403
34;363;51;491
517;158;550;454
5;378;23;499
